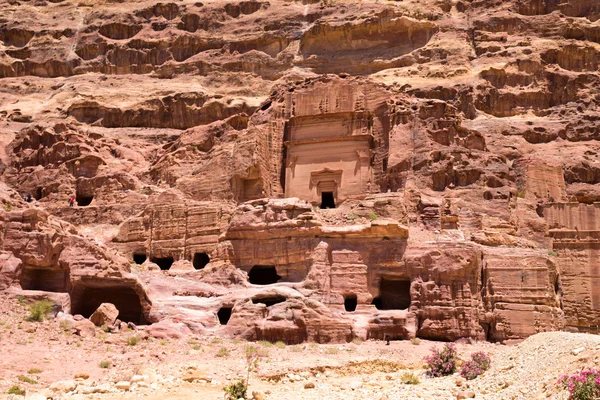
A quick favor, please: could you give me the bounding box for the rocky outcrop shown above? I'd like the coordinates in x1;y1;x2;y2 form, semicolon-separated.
0;0;599;344
0;185;152;325
89;303;119;327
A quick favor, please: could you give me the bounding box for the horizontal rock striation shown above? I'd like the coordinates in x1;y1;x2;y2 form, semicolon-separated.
0;0;599;343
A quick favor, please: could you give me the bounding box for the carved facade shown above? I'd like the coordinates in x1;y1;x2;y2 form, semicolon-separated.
284;112;373;206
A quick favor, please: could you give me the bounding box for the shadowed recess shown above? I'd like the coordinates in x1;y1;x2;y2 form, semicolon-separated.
76;194;93;206
252;294;286;307
374;278;411;310
20;268;70;292
344;294;357;312
249;265;281;285
151;256;174;270
133;253;147;265
70;284;147;324
218;307;232;325
193;252;210;270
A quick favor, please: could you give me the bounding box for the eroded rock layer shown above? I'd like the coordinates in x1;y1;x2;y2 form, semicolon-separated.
1;0;599;343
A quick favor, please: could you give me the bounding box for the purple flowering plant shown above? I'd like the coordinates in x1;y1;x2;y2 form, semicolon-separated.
558;369;600;400
424;343;457;377
459;351;491;380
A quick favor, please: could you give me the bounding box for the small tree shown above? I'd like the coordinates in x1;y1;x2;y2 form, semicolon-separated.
424;343;457;377
223;345;262;400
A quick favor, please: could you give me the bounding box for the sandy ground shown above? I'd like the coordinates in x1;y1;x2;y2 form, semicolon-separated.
1;293;598;400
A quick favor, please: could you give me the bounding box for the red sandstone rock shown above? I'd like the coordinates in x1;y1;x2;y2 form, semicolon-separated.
72;319;96;338
0;0;598;345
89;303;119;327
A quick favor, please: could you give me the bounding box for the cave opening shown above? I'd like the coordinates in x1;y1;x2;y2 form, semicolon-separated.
371;296;382;309
151;256;174;270
133;253;147;265
252;295;286;307
536;203;544;217
374;278;411;310
217;307;232;325
34;187;43;200
20;268;70;292
248;265;281;285
320;192;335;209
344;294;357;312
480;322;492;342
76;194;93;206
193;252;210;270
70;285;147;324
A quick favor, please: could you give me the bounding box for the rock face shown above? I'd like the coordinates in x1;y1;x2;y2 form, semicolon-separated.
0;0;598;343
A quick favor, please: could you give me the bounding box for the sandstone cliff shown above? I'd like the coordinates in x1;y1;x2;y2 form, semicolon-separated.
1;0;599;343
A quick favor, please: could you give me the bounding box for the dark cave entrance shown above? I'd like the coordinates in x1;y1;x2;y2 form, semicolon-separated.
344;294;357;312
320;192;335;209
133;253;147;265
217;307;232;325
70;285;147;324
151;256;174;270
373;278;411;310
248;265;281;285
76;194;93;206
193;252;210;270
371;296;382;309
252;295;286;307
20;268;70;292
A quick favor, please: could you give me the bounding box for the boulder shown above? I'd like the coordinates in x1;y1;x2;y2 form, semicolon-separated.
146;321;191;339
49;379;77;393
89;303;119;327
72;319;96;337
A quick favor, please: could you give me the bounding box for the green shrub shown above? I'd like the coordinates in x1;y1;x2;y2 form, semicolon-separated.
59;320;72;333
274;341;286;349
216;347;230;358
8;385;25;395
27;368;42;374
346;214;359;221
223;379;246;400
400;371;420;385
257;340;273;347
26;300;53;322
369;212;378;221
548;250;558;257
17;375;37;384
99;361;110;369
127;336;140;346
410;338;421;345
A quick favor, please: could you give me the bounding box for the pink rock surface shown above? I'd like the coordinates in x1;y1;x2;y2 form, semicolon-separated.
0;0;598;344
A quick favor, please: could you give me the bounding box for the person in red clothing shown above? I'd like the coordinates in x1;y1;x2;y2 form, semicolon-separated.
69;195;75;207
